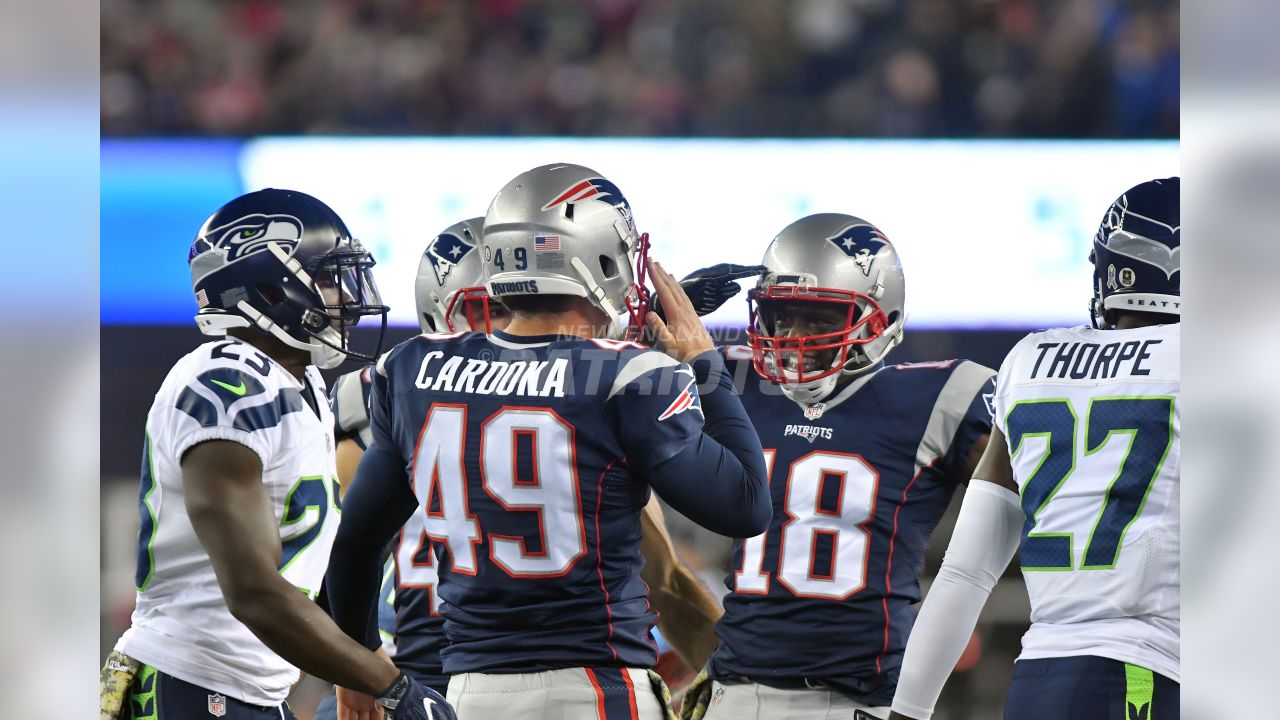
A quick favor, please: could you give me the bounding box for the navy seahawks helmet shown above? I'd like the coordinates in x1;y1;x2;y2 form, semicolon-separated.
189;188;388;368
1090;177;1180;329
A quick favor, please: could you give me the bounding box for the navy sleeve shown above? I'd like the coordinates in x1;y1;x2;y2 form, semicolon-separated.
368;357;395;450
325;443;418;650
325;360;417;649
944;373;997;482
614;352;706;467
622;349;771;538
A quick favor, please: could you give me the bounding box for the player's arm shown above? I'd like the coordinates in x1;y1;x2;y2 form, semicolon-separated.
330;368;375;501
959;431;989;483
326;443;420;649
639;497;723;668
639;261;772;538
181;440;400;697
335;438;363;500
888;425;1022;720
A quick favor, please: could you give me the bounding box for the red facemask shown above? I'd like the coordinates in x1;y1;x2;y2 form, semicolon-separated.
746;284;889;384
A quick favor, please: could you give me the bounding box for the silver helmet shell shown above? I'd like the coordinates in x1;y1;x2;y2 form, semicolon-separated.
747;213;906;404
480;163;650;339
414;217;496;333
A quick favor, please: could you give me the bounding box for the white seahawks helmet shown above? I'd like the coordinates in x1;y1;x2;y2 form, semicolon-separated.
414;217;501;333
747;213;906;404
481;163;651;339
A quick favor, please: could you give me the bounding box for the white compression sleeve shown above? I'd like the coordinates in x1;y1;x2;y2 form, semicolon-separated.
890;480;1024;719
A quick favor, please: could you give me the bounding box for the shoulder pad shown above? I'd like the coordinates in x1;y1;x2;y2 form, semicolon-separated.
608;350;685;400
891;359;959;372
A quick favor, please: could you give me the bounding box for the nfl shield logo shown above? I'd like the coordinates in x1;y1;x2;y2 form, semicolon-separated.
804;403;826;420
207;693;227;717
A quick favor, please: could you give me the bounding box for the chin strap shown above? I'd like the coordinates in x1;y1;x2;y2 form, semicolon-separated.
233;301;348;369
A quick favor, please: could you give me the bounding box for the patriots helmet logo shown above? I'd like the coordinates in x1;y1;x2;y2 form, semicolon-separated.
827;223;889;276
542;176;637;234
195;213;304;262
424;231;476;286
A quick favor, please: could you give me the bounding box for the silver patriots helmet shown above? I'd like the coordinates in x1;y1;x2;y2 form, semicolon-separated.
747;213;906;404
414;217;501;333
480;163;651;339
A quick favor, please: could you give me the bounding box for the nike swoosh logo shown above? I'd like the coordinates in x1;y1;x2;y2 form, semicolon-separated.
210;378;247;396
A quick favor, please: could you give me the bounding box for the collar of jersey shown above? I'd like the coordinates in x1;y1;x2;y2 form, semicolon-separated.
488;329;583;348
215;336;325;399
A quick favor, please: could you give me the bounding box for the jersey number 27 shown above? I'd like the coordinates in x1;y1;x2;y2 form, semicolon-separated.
1008;396;1175;571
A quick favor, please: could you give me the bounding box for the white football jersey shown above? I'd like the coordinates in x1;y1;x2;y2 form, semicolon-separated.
117;338;341;706
991;323;1179;682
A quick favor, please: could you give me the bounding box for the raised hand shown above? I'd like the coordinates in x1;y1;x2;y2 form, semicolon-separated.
645;259;716;364
652;263;768;319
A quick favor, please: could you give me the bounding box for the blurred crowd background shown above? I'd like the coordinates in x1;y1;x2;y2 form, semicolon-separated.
101;0;1179;138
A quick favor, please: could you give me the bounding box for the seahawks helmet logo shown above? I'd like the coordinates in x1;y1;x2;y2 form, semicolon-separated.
203;213;304;261
1098;194;1181;279
827;223;889;276
424;231;476;286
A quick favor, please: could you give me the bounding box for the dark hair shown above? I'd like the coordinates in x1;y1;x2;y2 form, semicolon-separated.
498;294;579;316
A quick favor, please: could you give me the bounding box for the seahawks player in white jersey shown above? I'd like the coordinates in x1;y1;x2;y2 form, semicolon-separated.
890;178;1180;720
104;189;455;720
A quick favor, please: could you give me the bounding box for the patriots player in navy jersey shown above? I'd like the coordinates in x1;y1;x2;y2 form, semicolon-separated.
326;164;771;720
321;217;510;720
679;214;995;720
322;215;729;720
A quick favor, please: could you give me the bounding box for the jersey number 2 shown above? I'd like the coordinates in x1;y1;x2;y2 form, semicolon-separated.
735;450;879;599
409;404;586;578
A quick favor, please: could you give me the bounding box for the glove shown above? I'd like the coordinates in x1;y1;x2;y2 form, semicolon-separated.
678;667;714;720
653;264;768;319
377;671;457;720
647;669;678;720
99;650;141;720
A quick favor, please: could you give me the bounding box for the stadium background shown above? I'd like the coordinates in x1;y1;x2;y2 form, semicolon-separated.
100;1;1179;717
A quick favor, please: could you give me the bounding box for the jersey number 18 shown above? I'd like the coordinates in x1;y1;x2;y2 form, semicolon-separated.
735;450;879;600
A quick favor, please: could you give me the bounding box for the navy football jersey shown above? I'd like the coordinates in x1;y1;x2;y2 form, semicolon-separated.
369;329;710;675
329;369;448;692
709;346;995;705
